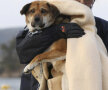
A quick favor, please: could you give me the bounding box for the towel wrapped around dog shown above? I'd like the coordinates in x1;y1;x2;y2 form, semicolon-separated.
42;0;108;90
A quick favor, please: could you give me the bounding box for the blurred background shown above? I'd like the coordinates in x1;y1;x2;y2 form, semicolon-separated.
0;0;108;90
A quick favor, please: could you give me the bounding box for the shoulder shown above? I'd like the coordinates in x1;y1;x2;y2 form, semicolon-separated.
95;17;108;22
95;17;108;30
95;17;108;37
95;17;108;51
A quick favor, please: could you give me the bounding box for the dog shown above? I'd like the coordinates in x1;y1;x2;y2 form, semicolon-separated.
20;0;70;73
20;1;70;90
20;1;70;32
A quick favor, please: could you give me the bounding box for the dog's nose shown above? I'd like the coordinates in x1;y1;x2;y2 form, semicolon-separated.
35;16;40;22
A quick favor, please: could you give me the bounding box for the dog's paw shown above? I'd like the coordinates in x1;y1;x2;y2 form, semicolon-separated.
24;64;34;74
24;63;39;73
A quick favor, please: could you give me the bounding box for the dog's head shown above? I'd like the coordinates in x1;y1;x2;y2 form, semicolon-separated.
20;1;60;32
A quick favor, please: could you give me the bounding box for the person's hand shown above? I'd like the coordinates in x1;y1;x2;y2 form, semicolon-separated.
47;23;85;38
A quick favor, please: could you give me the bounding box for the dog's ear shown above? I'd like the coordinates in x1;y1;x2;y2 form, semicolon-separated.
47;3;60;17
20;3;31;15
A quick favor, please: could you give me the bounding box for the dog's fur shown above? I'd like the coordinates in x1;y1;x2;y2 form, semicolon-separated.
21;1;70;89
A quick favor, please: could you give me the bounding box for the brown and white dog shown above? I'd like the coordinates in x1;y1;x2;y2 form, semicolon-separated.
20;1;60;32
20;1;70;89
20;0;70;73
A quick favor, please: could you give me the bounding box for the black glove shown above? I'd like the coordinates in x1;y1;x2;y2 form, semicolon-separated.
50;23;85;38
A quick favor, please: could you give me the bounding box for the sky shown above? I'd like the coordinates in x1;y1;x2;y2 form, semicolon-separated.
0;0;108;29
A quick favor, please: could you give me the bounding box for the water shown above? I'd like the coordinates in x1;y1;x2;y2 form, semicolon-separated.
0;78;20;90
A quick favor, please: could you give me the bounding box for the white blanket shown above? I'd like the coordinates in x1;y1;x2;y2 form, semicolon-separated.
44;0;108;90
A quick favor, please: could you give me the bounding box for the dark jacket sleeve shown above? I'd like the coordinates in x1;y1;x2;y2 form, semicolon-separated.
16;23;84;64
95;17;108;51
16;28;65;64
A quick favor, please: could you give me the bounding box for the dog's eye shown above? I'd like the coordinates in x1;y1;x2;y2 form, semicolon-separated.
41;9;47;14
30;9;35;13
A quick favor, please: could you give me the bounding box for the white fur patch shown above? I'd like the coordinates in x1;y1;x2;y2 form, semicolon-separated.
43;15;54;28
24;62;39;73
27;17;34;32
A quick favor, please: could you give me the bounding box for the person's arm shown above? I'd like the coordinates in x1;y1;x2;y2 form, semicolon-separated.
54;23;85;38
16;23;85;64
95;17;108;51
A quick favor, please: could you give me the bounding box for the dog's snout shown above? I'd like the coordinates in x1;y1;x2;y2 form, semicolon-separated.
35;16;40;22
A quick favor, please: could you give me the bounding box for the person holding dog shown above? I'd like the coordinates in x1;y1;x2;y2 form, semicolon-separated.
16;0;108;90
